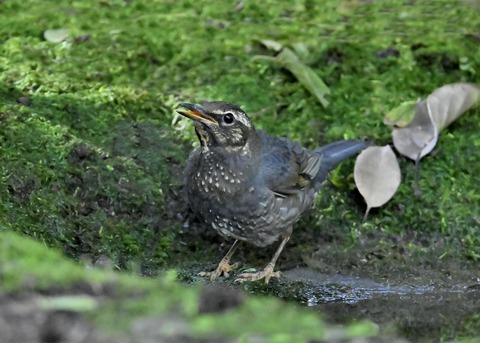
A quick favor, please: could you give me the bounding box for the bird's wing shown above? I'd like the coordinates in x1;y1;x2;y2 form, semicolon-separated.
258;133;322;196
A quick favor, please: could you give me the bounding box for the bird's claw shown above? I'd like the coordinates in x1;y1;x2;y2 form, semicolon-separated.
198;259;239;280
234;264;281;284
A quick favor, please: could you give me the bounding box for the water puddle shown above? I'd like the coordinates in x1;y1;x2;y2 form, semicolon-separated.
180;264;480;340
283;267;466;305
280;267;480;340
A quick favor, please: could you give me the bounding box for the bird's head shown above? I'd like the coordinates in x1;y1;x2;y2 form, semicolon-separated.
177;101;258;153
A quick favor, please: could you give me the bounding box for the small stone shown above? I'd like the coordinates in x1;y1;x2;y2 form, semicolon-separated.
17;96;31;106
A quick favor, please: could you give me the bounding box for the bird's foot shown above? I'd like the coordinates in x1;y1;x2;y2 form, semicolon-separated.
235;263;281;284
198;258;239;281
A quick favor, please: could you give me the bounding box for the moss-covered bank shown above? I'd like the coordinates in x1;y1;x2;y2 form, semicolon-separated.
1;0;480;341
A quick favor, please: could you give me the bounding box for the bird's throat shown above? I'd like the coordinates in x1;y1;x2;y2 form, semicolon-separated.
195;126;210;148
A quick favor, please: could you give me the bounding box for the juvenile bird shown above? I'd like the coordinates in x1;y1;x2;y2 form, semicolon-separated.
178;101;368;283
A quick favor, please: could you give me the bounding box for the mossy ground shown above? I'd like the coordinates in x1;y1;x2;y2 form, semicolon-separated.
1;231;380;342
1;0;480;341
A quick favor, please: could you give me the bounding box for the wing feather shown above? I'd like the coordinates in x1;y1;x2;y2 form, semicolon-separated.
258;132;322;196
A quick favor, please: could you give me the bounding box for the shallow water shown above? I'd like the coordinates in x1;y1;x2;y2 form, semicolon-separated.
180;261;480;341
284;268;460;304
281;268;480;341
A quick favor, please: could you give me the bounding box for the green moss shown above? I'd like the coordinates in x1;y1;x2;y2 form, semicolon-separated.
0;105;183;268
0;231;380;342
0;0;480;342
458;313;480;343
0;0;480;339
0;0;479;275
193;297;328;341
0;230;105;291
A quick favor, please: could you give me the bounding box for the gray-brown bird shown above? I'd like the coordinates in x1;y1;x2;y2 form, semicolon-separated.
177;101;368;283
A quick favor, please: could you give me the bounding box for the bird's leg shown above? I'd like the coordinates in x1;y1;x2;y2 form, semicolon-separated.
198;240;241;280
235;236;290;284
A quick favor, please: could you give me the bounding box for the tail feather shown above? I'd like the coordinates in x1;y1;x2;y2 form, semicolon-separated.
314;139;370;182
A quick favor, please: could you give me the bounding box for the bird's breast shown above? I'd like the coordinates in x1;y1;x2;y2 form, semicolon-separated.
187;175;284;246
185;152;291;246
189;163;244;197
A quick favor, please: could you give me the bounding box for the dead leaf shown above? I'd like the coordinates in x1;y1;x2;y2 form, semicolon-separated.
391;100;438;162
427;82;480;131
390;83;480;162
354;145;401;220
385;82;479;196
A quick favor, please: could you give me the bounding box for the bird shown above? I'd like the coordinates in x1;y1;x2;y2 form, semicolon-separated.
177;101;368;283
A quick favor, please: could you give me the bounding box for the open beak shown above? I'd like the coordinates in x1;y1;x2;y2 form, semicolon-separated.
177;102;218;125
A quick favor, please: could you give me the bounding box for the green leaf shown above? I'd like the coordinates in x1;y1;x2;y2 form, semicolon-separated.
258;39;284;52
384;100;418;128
276;48;330;108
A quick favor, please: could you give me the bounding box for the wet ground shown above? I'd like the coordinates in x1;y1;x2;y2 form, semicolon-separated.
1;256;478;343
179;246;480;342
282;268;480;341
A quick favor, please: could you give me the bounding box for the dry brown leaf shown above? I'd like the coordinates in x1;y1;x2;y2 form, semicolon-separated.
391;83;480;163
391;100;438;162
427;82;480;131
384;82;479;196
354;145;401;220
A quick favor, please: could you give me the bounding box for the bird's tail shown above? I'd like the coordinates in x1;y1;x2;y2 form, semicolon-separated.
314;139;370;182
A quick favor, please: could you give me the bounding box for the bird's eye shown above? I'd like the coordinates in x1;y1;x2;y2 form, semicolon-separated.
223;112;235;124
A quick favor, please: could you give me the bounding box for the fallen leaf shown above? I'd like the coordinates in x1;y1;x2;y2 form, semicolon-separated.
391;100;438;162
385;82;479;196
390;83;480;162
276;48;330;108
254;41;330;108
44;28;69;43
291;42;310;62
354;145;401;220
383;100;418;128
258;39;284;52
427;82;480;131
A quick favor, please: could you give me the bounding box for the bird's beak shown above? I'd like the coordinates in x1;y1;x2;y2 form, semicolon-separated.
177;102;218;125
